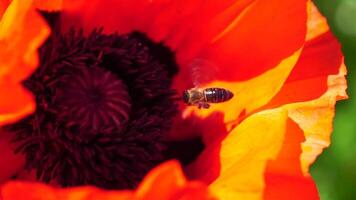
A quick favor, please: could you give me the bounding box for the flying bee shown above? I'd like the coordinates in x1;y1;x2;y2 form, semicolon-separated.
182;59;234;109
183;87;234;109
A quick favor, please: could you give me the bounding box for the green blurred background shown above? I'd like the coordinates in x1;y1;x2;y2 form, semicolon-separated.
312;0;356;199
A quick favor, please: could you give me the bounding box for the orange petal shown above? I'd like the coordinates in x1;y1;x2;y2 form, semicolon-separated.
286;63;347;174
0;84;35;125
261;29;345;177
206;44;346;198
1;161;216;200
210;62;346;198
263;120;318;199
306;3;329;41
209;59;346;200
0;0;50;126
209;109;288;200
135;160;215;200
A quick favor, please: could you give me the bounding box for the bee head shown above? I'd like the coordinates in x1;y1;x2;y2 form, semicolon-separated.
182;90;190;104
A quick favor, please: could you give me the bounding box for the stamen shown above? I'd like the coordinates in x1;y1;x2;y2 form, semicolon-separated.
5;12;179;189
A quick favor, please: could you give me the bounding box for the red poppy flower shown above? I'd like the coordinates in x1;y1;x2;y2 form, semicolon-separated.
0;0;347;199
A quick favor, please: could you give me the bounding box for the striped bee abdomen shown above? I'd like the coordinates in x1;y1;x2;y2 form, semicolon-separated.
204;88;233;103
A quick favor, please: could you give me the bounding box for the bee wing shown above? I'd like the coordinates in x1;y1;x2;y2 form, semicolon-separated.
189;58;219;87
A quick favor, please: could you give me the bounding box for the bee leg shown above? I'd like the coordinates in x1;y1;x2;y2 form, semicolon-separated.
198;103;210;109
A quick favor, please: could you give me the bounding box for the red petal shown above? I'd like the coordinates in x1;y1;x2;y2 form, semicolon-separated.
151;0;254;63
34;0;62;11
262;119;319;199
288;32;341;82
62;0;150;34
265;119;304;177
0;0;10;16
261;31;343;110
264;173;319;200
61;0;254;67
197;0;308;81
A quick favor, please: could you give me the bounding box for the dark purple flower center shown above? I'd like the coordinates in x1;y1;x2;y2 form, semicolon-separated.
3;12;207;190
55;66;131;132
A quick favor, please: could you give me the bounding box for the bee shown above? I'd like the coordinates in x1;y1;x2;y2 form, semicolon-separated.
182;59;234;109
182;87;234;109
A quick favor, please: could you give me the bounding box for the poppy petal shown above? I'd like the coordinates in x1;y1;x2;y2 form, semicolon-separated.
34;0;62;11
144;0;254;63
0;0;50;126
246;3;339;112
306;3;329;41
1;161;216;200
265;119;305;177
205;11;346;193
263;120;318;199
262;6;345;175
263;63;346;199
0;0;10;16
210;62;346;198
264;173;319;200
261;31;342;111
60;0;252;50
1;181;134;200
0;84;35;125
209;108;288;200
196;0;308;81
285;64;347;174
60;0;307;69
182;49;301;127
60;0;258;79
61;0;155;34
135;160;215;200
209;61;346;199
177;50;302;183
